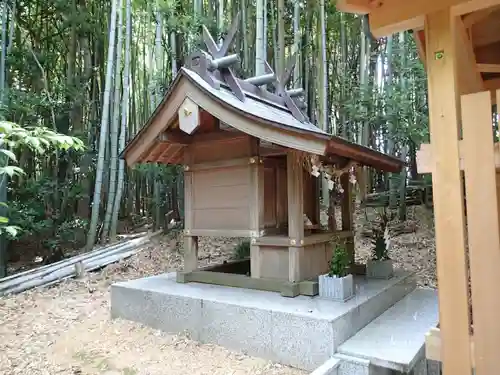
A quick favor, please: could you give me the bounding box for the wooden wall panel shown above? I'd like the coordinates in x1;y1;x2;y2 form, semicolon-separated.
259;246;289;280
192;166;251;231
277;165;288;227
303;172;318;225
424;10;472;375
264;167;277;227
462;90;500;375
299;242;332;280
191;137;251;164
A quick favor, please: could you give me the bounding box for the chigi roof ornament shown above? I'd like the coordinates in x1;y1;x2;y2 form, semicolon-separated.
186;12;308;122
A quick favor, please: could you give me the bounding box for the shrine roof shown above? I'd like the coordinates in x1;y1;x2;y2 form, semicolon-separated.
121;12;403;173
121;67;403;173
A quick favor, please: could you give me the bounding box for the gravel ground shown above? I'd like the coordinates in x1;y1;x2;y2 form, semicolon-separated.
0;234;305;375
0;205;436;375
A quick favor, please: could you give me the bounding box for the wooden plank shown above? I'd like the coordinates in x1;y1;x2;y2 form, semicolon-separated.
299;280;318;296
463;90;500;375
249;138;265;278
462;5;500;28
368;0;500;37
425;328;476;367
125;81;188;165
253;231;353;247
184;149;194;230
187;157;254;172
416;141;500;173
185;229;253;237
249;139;265;237
453;0;500;16
303;231;352;245
425;9;472;375
476;63;500;73
453;17;484;95
191;130;248;144
287;151;304;282
186;88;327;155
497;171;500;235
179;270;286;292
335;0;370;14
340;174;355;265
158;130;191;144
183;148;198;272
183;236;198;272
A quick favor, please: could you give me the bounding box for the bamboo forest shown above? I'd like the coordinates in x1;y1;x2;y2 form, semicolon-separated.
0;0;429;278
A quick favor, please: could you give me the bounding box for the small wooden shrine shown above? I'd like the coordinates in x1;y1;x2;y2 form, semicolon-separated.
122;15;402;297
338;1;500;374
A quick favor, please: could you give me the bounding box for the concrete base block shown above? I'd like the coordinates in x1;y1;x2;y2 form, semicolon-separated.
111;270;415;371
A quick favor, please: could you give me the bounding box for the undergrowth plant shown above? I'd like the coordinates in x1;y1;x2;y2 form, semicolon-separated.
232;239;250;260
370;208;395;261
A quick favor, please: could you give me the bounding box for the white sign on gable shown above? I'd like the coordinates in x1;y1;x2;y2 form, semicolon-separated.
178;97;200;135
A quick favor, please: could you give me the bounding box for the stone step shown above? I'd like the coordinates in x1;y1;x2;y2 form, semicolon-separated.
335;288;439;375
111;270;416;371
310;357;341;375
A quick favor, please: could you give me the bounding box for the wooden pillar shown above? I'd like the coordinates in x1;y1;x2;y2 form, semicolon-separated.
287;150;304;282
462;90;500;375
183;147;198;272
425;9;472;375
341;173;354;265
250;138;265;278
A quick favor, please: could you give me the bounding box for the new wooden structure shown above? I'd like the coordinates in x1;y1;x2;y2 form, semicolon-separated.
338;1;500;374
122;16;402;298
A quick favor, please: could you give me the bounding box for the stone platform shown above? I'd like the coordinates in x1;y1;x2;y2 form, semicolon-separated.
111;270;415;371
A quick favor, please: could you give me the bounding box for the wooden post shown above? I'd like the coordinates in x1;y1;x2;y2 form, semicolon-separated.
287;150;304;282
462;90;500;375
250;138;265;278
341;173;354;265
183;147;198;272
425;9;472;375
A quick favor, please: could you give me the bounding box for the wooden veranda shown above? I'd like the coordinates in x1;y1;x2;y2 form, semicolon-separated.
338;1;500;375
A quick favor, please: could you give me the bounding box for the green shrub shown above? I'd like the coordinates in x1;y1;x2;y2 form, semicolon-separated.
328;243;350;278
232;239;250;260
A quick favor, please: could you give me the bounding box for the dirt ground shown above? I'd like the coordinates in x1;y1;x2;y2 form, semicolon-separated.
0;205;436;375
0;235;304;375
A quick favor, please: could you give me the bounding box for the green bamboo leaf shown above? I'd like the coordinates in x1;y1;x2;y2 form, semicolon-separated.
0;165;25;177
0;216;8;224
0;149;17;162
4;225;20;237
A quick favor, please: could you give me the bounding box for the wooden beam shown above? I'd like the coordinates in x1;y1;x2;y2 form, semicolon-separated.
186;156;256;172
453;17;484;95
477;63;500;72
249;138;265;279
335;0;370;14
462;90;500;375
425;328;476;367
425;9;472;375
417;141;500;173
484;77;500;90
366;0;500;37
125;83;188;165
287;150;304;283
461;5;500;28
183;148;198;272
158;130;191;144
414;29;427;67
453;0;500;16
